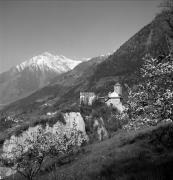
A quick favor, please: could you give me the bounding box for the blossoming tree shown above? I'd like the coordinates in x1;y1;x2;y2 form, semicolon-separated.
0;122;87;180
124;54;173;130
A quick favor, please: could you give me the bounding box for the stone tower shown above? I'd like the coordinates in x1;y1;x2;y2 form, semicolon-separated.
106;83;124;112
114;82;122;96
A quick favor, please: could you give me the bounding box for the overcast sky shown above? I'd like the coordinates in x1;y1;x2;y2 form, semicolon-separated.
0;0;161;73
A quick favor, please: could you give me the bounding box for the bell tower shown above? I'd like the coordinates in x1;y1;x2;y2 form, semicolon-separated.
114;83;122;96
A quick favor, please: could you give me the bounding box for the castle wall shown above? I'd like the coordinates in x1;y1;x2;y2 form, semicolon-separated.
106;98;124;112
80;92;96;105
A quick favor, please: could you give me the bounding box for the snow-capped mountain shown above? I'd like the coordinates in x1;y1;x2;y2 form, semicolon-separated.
0;52;81;105
15;52;81;73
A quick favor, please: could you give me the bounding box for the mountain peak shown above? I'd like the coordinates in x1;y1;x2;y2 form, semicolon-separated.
0;52;82;104
15;52;81;73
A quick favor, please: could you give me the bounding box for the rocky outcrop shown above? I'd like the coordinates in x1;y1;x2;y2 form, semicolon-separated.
85;115;109;141
1;112;87;178
3;112;87;153
93;117;109;141
63;112;86;133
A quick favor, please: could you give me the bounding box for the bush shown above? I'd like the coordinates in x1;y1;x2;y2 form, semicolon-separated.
61;105;80;113
31;113;66;128
14;123;30;137
80;104;92;116
0;139;5;146
105;115;122;132
0;116;14;132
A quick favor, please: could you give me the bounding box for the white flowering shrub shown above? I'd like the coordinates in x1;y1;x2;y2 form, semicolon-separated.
0;122;87;180
124;54;173;130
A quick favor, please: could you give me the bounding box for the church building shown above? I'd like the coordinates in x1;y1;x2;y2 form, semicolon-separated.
105;83;124;112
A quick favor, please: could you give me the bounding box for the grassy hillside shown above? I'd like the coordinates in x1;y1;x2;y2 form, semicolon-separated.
51;12;171;109
93;24;167;81
6;122;173;180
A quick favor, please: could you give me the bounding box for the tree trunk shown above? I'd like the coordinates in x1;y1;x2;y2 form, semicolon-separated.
27;175;33;180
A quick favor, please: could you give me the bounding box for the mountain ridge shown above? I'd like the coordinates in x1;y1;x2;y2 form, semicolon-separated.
0;54;109;114
0;52;81;105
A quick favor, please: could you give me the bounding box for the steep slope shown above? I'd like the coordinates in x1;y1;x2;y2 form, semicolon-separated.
50;55;108;86
1;11;171;116
92;20;169;84
55;12;171;108
64;12;173;106
0;52;81;105
4;123;173;180
38;123;173;180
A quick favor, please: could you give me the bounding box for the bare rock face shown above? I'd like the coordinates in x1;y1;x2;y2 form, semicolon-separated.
3;112;87;154
1;112;87;178
93;117;109;141
63;112;86;133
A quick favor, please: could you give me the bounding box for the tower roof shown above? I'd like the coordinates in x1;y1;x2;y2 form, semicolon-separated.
108;91;119;98
115;82;121;86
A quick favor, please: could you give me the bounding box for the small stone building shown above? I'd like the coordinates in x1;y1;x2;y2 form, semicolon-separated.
80;92;96;105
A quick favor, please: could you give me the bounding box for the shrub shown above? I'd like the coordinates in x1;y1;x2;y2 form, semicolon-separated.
14;124;30;137
80;104;92;116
